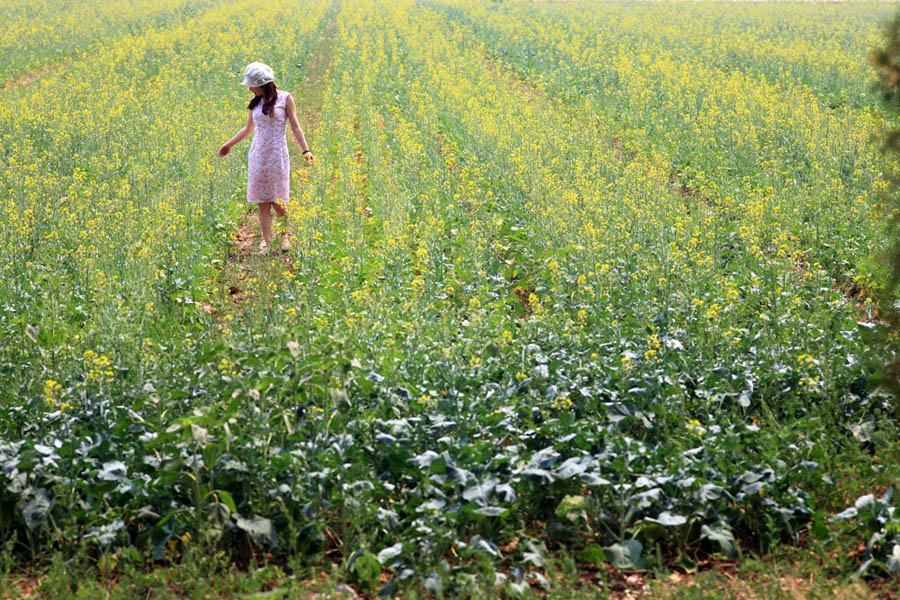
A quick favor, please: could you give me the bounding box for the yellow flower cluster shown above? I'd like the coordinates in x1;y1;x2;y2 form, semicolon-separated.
551;396;573;412
644;334;661;362
83;350;114;384
43;378;74;411
795;354;823;393
140;338;156;369
687;419;705;436
217;357;237;377
43;379;63;407
797;354;817;368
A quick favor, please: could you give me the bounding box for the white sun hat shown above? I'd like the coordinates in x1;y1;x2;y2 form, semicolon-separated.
241;62;275;87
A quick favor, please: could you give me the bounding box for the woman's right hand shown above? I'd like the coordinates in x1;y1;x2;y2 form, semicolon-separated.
217;143;231;157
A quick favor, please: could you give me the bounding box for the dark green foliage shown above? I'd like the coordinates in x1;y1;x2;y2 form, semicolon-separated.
873;12;900;412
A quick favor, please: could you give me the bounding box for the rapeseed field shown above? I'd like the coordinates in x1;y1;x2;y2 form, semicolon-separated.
2;0;900;595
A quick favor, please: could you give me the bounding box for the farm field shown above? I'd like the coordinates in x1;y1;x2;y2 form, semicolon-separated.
2;0;900;597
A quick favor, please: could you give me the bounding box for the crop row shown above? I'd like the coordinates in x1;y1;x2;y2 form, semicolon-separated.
428;0;896;298
0;0;220;84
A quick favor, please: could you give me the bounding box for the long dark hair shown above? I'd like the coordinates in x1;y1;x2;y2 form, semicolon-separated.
248;81;278;117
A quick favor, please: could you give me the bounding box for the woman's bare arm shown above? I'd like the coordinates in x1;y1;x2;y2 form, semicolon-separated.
285;93;314;162
218;111;255;156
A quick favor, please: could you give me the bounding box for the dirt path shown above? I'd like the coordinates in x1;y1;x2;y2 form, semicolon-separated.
2;61;71;91
294;11;338;139
207;8;338;317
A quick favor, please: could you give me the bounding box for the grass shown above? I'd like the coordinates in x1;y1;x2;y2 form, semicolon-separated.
4;542;900;600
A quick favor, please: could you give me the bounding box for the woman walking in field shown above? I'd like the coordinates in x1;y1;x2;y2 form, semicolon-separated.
218;62;314;254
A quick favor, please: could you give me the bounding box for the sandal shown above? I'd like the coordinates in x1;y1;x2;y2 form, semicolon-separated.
280;232;291;251
258;239;270;255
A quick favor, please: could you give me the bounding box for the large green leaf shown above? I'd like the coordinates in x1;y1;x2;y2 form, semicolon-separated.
701;523;737;558
887;545;900;575
473;506;507;517
235;516;277;548
555;494;588;523
576;543;606;567
646;511;687;527
21;489;51;532
98;460;127;482
349;550;381;591
377;542;403;565
603;539;645;569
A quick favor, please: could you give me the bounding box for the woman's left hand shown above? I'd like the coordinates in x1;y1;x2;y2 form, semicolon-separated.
303;151;315;163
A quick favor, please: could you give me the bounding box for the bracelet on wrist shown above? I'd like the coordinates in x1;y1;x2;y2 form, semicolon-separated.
302;149;312;155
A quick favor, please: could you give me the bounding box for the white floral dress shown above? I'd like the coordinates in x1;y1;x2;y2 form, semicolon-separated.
247;89;291;204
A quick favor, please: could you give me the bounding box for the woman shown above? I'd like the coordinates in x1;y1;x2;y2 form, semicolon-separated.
218;62;314;254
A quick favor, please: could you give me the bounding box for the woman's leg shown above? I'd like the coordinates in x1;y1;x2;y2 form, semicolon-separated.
258;202;274;251
273;202;289;249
